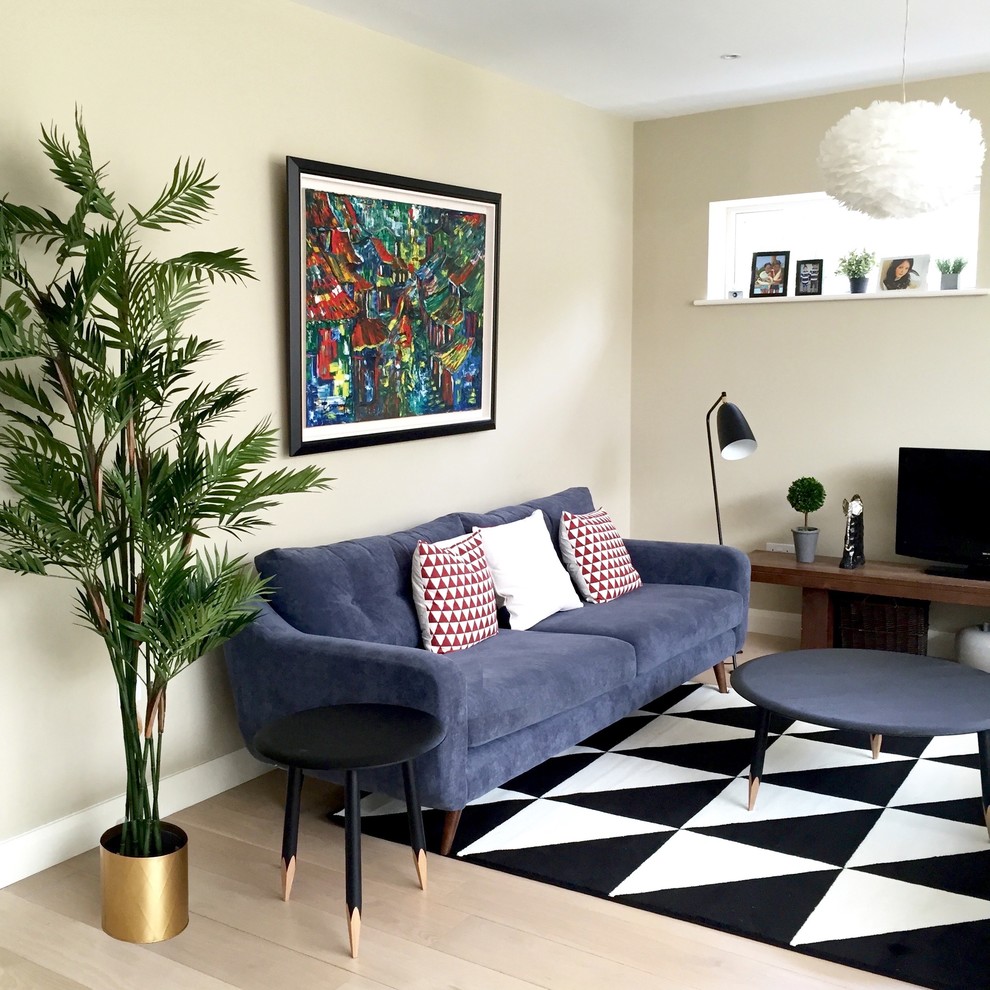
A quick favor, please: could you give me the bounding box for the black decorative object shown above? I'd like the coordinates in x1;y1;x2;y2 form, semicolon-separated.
705;392;757;545
840;494;866;569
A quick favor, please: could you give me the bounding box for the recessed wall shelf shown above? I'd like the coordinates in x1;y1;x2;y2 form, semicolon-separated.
694;289;988;306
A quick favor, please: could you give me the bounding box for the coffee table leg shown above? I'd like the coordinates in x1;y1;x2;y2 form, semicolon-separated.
979;731;990;840
402;760;428;891
281;766;303;901
344;769;362;958
748;707;771;811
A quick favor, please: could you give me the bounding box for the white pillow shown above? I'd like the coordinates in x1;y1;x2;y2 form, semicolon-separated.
473;509;582;629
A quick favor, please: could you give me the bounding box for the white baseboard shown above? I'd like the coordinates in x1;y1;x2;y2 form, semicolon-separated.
0;747;270;889
747;608;801;641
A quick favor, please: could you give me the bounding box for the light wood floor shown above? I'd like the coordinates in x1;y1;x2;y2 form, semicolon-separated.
3;633;916;989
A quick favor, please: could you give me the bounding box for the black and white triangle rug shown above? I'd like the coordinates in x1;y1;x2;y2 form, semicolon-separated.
347;682;990;990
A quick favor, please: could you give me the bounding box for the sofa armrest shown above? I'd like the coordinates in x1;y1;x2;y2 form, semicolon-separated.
625;541;751;657
223;600;468;761
625;540;749;594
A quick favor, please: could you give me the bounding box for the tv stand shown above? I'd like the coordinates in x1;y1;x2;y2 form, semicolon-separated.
749;550;990;649
923;564;990;582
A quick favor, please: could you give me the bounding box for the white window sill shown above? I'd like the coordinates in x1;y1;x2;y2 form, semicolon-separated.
694;289;989;306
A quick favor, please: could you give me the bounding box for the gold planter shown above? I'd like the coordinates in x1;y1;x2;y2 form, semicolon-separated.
99;822;189;943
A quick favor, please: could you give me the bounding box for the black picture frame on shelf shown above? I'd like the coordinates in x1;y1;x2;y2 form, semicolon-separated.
795;259;824;296
286;156;500;455
749;251;789;297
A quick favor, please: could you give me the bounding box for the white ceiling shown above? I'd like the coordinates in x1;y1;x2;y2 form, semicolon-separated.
291;0;990;120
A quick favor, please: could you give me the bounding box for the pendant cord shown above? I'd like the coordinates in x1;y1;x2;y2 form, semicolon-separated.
901;0;910;103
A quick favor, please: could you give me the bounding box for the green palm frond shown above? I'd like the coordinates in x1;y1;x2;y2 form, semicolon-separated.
165;248;255;284
130;158;217;230
39;110;115;220
0;201;68;255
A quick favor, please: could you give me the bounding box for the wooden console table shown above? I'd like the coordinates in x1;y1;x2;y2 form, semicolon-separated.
748;549;990;649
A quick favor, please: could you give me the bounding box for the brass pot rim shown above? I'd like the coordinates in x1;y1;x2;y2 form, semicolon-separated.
100;821;188;858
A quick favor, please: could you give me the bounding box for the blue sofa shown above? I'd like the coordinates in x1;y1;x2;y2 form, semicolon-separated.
223;487;750;852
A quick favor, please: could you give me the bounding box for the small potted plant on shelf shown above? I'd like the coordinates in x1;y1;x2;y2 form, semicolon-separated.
835;249;876;294
936;257;967;290
787;477;827;563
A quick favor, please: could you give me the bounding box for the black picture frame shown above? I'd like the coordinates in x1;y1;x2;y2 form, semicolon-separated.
749;251;790;297
794;258;824;296
287;156;500;456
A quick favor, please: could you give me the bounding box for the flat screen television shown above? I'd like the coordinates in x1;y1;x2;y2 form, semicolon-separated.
896;446;990;578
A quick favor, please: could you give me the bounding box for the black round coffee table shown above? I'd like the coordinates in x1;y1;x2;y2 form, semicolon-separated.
731;648;990;831
253;703;445;957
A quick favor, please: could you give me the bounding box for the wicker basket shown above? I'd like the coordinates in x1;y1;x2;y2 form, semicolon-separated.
834;593;929;655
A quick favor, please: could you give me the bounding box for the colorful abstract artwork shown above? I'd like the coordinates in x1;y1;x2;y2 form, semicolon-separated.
287;158;499;455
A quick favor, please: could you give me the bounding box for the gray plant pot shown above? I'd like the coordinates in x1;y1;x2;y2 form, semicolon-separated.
848;276;869;293
792;527;819;563
940;273;959;290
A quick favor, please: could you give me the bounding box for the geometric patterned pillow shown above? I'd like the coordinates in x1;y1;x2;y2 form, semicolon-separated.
411;530;499;654
559;508;643;604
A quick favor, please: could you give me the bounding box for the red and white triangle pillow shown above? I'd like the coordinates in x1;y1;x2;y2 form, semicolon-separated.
411;531;499;654
559;508;642;604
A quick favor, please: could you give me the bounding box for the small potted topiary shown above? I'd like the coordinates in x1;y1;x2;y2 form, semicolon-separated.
836;250;876;293
936;257;967;290
787;477;827;563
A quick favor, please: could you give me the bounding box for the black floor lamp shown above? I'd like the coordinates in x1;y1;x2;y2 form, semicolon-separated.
706;392;757;545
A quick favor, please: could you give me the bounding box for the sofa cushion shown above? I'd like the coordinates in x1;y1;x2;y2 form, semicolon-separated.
411;531;499;654
458;486;595;556
451;628;637;747
559;507;643;603
256;512;466;645
531;583;745;674
474;509;583;629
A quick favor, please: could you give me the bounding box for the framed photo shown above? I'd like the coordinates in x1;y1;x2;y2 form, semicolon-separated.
287;157;500;455
749;251;790;297
879;255;930;291
794;259;823;296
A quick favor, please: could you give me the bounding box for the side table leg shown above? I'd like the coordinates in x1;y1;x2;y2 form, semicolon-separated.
281;766;303;901
979;731;990;840
402;760;428;891
748;707;771;811
344;769;362;958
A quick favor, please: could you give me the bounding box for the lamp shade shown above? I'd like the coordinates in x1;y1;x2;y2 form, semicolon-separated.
818;98;985;219
716;402;757;460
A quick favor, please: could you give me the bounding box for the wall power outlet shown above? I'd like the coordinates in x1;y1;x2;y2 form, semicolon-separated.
765;542;794;553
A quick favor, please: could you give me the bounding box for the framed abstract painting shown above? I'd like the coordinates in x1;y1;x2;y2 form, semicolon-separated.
287;157;500;455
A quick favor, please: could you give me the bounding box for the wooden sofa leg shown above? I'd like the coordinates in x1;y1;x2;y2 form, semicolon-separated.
440;809;463;856
713;660;728;694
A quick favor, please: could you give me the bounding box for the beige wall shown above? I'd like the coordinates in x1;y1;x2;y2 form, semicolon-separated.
631;73;990;652
0;0;633;846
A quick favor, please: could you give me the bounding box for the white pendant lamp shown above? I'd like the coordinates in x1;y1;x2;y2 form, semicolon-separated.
818;1;985;219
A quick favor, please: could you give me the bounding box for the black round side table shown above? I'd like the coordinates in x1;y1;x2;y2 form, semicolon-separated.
253;703;445;958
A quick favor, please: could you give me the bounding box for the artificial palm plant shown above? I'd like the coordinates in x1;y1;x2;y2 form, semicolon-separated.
0;113;327;858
